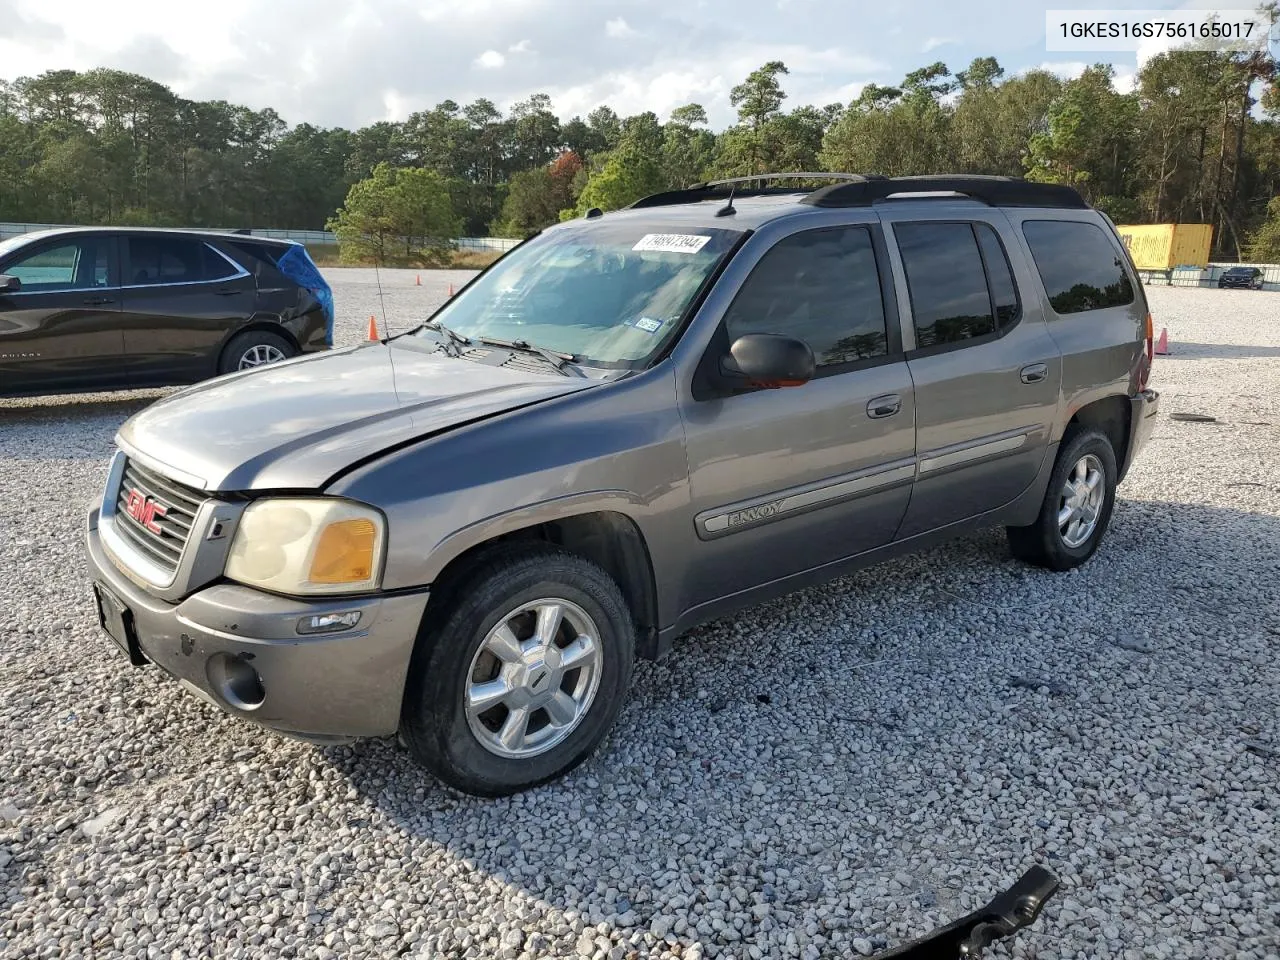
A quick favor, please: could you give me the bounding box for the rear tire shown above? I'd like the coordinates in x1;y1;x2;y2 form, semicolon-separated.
218;330;296;375
1006;428;1118;571
400;544;635;796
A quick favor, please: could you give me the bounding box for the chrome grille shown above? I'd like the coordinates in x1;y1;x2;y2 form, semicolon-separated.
113;457;207;575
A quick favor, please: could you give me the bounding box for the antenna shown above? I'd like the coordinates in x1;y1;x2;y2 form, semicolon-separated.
716;185;736;218
371;257;390;338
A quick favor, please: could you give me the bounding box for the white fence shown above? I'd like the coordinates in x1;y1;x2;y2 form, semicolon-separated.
0;222;520;251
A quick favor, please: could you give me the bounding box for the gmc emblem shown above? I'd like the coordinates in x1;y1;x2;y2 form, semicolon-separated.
124;488;168;535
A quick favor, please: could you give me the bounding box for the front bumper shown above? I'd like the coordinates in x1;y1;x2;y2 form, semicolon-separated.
1121;388;1160;482
85;506;429;740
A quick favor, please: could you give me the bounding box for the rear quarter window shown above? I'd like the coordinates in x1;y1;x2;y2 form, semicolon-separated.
229;241;286;266
1021;220;1135;315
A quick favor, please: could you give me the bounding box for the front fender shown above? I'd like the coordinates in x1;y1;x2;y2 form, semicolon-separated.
422;489;654;583
324;363;693;608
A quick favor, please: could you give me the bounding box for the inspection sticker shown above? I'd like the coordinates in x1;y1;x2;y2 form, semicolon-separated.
624;316;665;334
632;233;711;254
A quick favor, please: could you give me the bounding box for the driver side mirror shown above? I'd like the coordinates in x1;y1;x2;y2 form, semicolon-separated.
0;274;20;294
718;333;816;390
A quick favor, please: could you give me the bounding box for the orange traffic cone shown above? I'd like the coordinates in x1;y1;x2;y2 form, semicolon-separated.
1154;328;1168;355
367;315;379;340
447;283;454;297
415;274;421;286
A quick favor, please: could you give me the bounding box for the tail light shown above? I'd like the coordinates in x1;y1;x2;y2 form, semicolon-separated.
1140;312;1154;389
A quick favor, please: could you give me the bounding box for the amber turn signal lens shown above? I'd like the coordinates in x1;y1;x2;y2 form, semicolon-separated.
308;518;377;584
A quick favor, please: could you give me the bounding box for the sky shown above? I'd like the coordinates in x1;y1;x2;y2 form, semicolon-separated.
0;0;1257;130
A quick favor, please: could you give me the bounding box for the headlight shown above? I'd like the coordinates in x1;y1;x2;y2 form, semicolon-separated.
225;498;385;595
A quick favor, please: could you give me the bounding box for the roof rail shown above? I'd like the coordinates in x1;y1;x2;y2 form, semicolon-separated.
629;173;869;209
801;175;1088;209
628;172;1088;211
701;173;867;188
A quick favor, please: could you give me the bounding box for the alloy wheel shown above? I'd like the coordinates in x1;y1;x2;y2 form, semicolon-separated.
1057;453;1105;548
238;344;286;369
464;598;603;759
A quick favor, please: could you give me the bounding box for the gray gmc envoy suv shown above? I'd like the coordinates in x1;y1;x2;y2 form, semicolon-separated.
85;174;1160;796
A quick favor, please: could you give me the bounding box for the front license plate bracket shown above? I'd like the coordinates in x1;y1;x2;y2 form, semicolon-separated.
93;583;147;667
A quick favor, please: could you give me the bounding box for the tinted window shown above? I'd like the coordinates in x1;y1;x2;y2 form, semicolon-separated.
724;226;888;367
1022;220;1134;314
126;237;239;285
230;241;284;266
975;223;1019;327
4;239;110;291
896;222;994;348
203;246;241;280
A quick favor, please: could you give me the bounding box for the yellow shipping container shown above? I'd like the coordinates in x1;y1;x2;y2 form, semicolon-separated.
1114;223;1213;270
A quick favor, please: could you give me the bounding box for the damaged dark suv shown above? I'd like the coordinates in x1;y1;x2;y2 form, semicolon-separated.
0;227;333;397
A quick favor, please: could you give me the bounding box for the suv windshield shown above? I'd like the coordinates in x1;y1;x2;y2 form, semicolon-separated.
415;220;743;368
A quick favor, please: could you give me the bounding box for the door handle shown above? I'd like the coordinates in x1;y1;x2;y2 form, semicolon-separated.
82;296;115;306
867;394;901;419
1020;362;1048;384
214;289;246;296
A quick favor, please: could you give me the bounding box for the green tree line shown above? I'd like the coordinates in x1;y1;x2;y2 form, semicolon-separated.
7;47;1280;261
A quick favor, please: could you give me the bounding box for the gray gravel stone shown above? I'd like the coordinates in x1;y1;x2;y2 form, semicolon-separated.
79;806;126;837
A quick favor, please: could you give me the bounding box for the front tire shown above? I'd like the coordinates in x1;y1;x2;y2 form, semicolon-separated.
1006;428;1118;571
400;545;635;796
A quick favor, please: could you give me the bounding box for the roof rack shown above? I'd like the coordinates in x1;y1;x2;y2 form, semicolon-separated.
628;173;1088;211
629;173;860;209
802;175;1088;209
703;173;865;188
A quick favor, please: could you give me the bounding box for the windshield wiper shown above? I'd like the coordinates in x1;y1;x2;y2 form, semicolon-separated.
420;319;471;356
477;336;578;371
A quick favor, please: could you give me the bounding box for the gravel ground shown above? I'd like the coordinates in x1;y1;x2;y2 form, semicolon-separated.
1;272;1278;960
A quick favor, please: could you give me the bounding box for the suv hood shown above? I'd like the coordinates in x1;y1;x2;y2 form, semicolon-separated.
117;338;599;491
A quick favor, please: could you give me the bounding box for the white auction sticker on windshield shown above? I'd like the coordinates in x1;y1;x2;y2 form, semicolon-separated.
632;233;711;254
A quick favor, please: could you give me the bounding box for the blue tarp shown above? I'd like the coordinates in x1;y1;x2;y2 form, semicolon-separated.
276;242;335;345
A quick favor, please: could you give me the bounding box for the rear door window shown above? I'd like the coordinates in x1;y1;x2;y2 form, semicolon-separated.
126;237;241;286
895;222;996;349
974;223;1020;327
1021;220;1135;314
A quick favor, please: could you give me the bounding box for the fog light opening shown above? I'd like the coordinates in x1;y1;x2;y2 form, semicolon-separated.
296;610;362;635
207;653;266;711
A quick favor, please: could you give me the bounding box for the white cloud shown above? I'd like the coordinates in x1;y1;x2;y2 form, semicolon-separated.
417;0;545;22
1021;61;1137;95
605;17;634;38
1033;60;1090;81
524;42;885;128
1112;67;1137;94
921;36;953;53
807;79;869;109
0;0;1153;132
382;89;414;123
